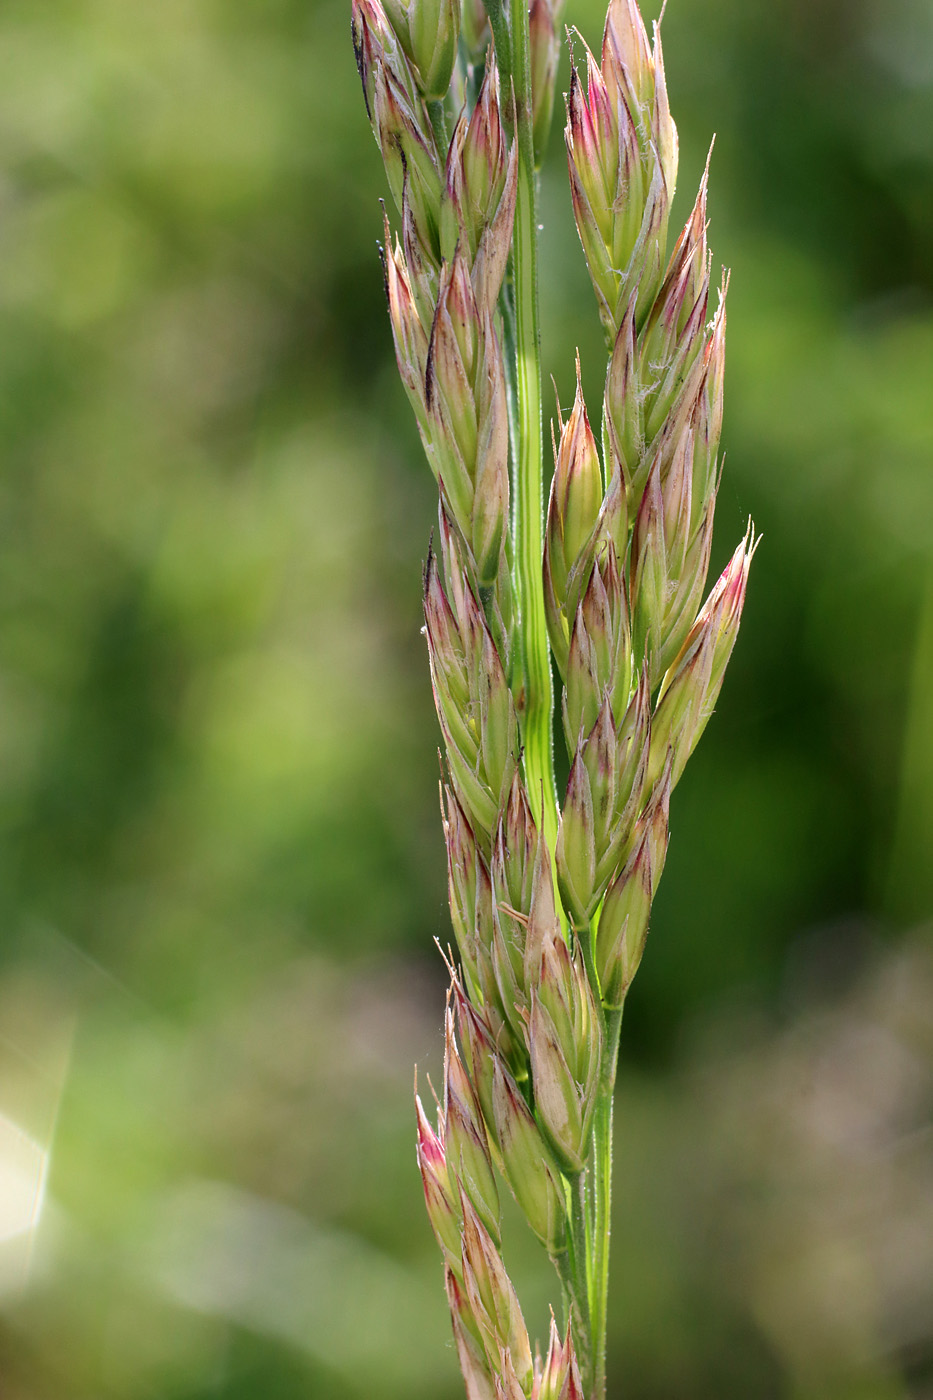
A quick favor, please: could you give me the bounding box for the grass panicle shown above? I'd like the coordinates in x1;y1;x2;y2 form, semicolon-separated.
352;0;755;1393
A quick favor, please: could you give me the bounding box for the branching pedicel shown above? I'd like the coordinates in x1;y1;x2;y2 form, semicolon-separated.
351;0;756;1395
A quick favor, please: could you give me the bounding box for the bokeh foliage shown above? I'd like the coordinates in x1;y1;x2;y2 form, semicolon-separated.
0;0;930;1396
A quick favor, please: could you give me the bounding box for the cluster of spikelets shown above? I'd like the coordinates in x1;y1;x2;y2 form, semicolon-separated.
352;0;755;1394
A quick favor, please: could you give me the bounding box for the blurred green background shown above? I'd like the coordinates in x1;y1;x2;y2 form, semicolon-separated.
0;0;931;1396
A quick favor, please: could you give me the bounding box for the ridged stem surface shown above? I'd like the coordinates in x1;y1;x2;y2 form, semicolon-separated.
589;1006;623;1400
500;0;559;862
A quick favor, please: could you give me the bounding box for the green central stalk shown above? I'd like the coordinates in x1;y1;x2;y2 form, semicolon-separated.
487;0;559;862
509;29;557;867
483;5;616;1396
588;1006;623;1400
